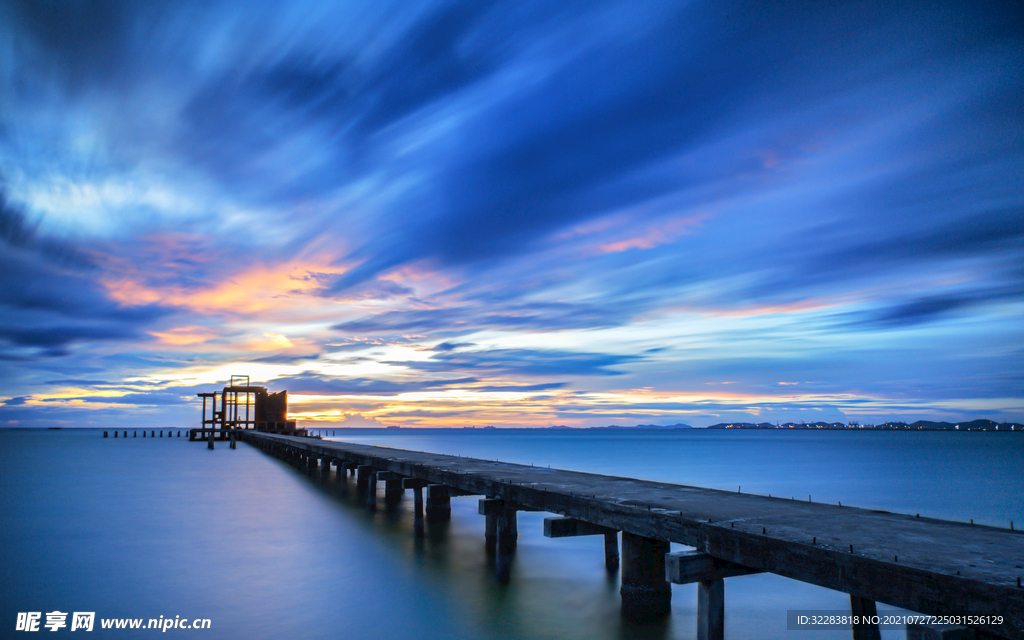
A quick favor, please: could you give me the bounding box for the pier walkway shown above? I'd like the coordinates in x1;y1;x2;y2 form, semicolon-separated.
242;432;1023;639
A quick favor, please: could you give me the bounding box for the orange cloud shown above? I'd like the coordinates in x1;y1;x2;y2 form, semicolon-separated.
150;326;222;346
102;258;349;317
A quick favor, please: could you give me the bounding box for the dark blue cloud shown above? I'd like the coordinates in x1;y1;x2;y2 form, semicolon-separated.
48;392;190;406
267;372;480;395
333;300;630;334
0;192;168;357
400;347;641;377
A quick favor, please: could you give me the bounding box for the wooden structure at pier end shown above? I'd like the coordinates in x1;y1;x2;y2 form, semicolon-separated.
192;375;305;444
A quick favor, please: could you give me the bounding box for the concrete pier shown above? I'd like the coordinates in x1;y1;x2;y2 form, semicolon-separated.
242;433;1024;639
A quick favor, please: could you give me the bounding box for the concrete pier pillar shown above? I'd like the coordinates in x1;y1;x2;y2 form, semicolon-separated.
384;478;404;507
123;431;127;437
697;579;724;640
850;595;880;640
208;434;214;449
114;431;118;437
413;486;424;537
143;430;146;437
229;432;236;449
160;430;163;437
485;513;497;553
604;531;620;571
479;499;501;554
357;465;373;495
620;532;671;623
497;504;518;553
402;478;430;539
341;462;356;487
151;430;155;437
367;473;377;510
425;484;452;521
494;503;519;583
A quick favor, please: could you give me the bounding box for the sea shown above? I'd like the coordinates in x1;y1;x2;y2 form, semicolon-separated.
1;427;1021;639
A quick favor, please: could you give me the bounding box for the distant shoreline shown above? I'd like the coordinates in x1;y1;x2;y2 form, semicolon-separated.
3;419;1021;432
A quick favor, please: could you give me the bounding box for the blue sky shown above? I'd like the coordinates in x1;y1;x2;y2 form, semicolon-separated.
1;0;1022;428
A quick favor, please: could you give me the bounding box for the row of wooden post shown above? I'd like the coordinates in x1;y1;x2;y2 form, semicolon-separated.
104;430;181;438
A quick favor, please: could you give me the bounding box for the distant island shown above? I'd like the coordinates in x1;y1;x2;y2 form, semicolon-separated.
545;423;693;430
706;419;1020;431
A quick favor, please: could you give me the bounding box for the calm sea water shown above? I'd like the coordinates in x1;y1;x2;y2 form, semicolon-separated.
1;428;1021;639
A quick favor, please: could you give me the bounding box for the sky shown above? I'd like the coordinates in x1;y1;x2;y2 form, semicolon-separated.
0;0;1022;429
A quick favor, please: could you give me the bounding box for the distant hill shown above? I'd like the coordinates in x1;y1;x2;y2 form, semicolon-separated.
706;419;1021;431
590;423;693;430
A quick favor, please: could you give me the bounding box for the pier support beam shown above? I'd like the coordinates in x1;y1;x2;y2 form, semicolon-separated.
850;595;881;640
376;472;404;507
481;499;518;582
357;466;377;510
403;478;429;538
665;550;763;584
425;484;451;522
666;550;763;640
479;499;504;553
385;478;404;496
497;504;518;552
341;461;358;479
620;533;671;623
544;517;620;571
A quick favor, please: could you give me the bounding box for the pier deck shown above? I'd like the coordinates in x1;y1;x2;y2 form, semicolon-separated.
245;432;1023;638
